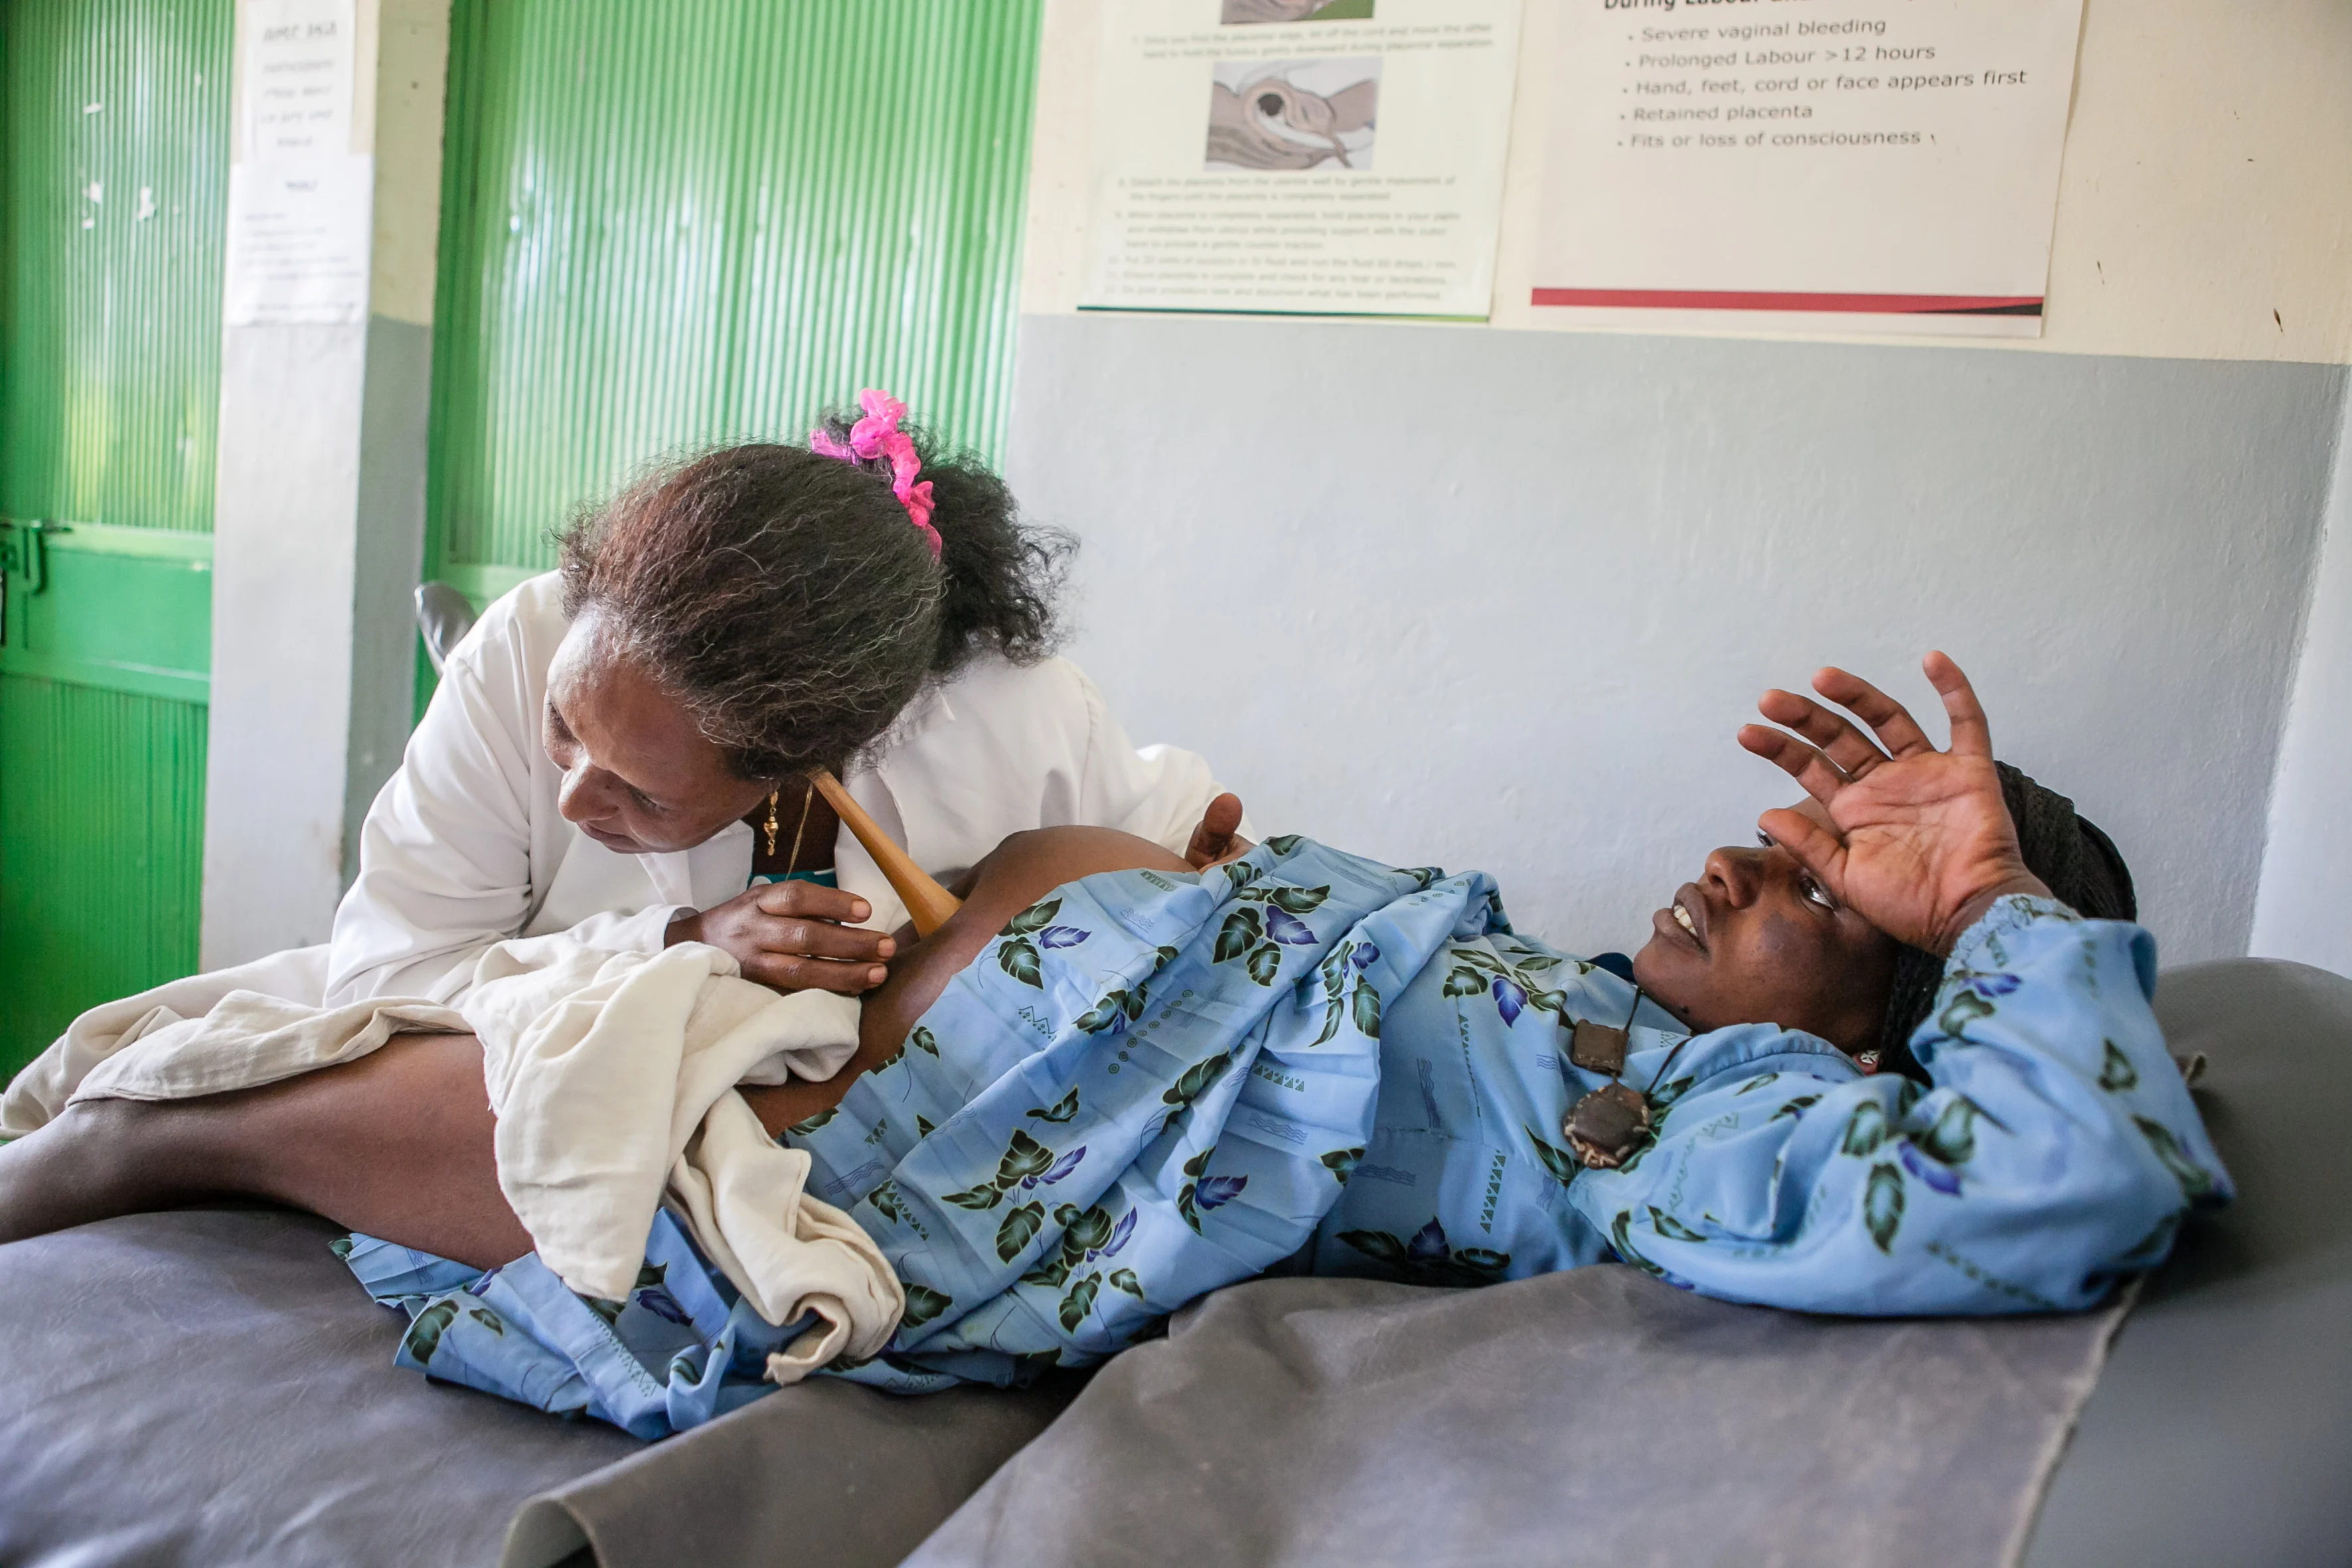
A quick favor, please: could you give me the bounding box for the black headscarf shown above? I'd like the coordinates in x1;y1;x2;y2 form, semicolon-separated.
1875;763;2135;1082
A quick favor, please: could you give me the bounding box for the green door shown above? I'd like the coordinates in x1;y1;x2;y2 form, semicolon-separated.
0;0;227;1076
425;0;1045;631
0;0;1045;1076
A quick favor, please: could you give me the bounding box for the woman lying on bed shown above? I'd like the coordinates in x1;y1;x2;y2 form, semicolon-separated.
0;654;2228;1429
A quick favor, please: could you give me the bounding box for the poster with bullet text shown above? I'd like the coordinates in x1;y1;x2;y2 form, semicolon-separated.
1533;0;2087;337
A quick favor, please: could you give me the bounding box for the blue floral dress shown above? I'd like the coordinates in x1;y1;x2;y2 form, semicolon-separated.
343;836;2229;1436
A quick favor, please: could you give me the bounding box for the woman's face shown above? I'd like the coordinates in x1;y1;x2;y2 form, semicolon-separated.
542;614;773;855
1631;800;1899;1055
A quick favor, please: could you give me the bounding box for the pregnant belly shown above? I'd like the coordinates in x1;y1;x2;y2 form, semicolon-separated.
740;826;1192;1137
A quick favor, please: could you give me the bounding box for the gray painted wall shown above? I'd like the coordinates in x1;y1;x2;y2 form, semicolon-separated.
1008;314;2343;965
345;315;433;884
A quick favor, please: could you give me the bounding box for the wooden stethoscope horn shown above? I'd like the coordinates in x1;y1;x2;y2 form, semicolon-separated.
811;769;963;938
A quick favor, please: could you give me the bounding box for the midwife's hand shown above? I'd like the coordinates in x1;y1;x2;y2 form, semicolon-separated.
666;882;894;994
1738;653;2051;956
1185;792;1254;871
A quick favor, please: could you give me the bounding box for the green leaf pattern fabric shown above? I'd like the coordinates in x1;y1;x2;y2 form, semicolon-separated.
339;852;2227;1428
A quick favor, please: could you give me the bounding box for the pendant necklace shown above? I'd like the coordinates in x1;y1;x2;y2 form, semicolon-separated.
1563;986;1692;1170
783;779;816;870
761;779;817;866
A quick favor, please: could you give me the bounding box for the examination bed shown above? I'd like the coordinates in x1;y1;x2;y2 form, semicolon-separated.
1;957;2344;1568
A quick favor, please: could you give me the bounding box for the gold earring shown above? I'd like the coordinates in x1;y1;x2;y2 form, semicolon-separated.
763;789;781;856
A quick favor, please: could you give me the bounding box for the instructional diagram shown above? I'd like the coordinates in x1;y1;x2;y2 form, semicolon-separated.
1081;0;1523;318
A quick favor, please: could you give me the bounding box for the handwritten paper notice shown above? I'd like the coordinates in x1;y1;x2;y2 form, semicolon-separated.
224;0;372;327
1532;0;2086;337
1081;0;1524;318
244;0;353;158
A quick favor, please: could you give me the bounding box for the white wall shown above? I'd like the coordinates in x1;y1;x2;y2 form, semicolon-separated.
2250;390;2352;975
202;0;447;966
1009;0;2352;969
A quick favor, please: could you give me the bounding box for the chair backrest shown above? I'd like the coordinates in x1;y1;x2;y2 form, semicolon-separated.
414;582;479;674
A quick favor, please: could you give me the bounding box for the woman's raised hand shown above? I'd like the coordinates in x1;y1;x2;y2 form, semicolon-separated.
666;882;894;994
1737;653;2050;956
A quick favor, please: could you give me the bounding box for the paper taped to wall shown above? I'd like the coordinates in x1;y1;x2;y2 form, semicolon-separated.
224;157;373;327
1080;0;1524;318
224;0;371;326
1531;0;2086;339
242;0;353;160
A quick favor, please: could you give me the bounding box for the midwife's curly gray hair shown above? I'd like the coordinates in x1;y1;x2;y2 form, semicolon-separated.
556;423;1069;782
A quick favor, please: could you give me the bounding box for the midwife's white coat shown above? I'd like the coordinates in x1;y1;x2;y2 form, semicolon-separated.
328;571;1232;1006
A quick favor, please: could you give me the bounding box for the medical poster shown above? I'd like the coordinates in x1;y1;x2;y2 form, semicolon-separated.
1080;0;1524;318
1531;0;2086;337
224;0;374;327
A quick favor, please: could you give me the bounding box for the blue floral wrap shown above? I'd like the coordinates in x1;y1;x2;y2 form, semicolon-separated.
343;836;2229;1434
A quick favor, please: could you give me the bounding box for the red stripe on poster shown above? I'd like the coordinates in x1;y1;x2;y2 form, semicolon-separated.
1529;288;2044;315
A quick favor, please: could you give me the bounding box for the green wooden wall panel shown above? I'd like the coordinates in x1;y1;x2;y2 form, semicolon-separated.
1;520;213;700
1;0;229;533
426;0;1045;583
1;0;229;1076
0;675;208;1072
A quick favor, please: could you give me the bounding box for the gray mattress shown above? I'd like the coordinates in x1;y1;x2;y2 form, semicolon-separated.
1;957;2344;1567
909;1267;2128;1568
0;1207;637;1568
2022;959;2352;1567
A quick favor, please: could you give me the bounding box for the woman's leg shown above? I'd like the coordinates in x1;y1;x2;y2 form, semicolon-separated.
0;825;1192;1255
0;1031;530;1268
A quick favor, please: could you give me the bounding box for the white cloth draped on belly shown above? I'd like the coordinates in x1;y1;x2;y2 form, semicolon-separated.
1;937;900;1383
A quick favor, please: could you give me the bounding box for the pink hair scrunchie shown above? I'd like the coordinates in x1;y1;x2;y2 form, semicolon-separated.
809;388;942;559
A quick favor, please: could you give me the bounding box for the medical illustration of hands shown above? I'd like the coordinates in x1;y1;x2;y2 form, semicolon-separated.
1739;652;2051;957
666;879;895;994
1185;792;1254;872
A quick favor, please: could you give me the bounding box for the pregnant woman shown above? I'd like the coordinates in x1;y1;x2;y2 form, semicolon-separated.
1;655;2228;1435
710;655;2227;1403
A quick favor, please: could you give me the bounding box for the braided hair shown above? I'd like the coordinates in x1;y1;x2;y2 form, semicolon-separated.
1875;763;2136;1081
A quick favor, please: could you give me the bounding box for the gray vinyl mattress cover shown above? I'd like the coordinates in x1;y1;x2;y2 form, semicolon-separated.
0;957;2342;1568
